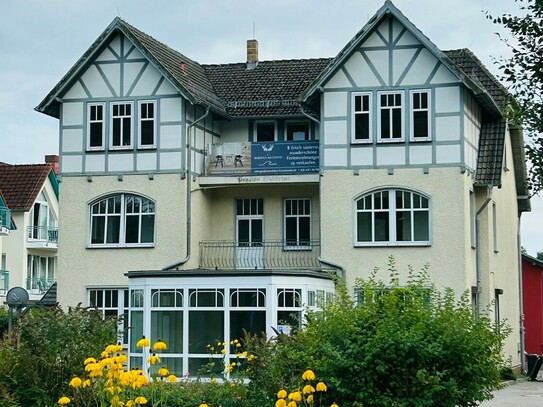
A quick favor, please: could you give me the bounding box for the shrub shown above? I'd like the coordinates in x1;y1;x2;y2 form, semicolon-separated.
246;259;508;407
0;305;117;406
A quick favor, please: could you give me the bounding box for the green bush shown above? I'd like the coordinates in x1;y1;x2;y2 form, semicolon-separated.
246;260;508;407
0;305;117;407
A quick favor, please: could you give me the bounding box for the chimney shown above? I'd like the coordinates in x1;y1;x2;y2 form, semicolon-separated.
45;155;59;175
247;39;258;70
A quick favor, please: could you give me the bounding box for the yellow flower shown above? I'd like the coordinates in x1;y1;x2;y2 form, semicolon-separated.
307;395;314;404
236;342;241;348
126;401;135;407
287;402;297;407
221;348;226;354
58;396;71;405
330;403;339;407
288;392;302;402
69;377;82;388
302;369;316;381
104;344;118;355
158;367;169;376
147;353;160;364
277;389;287;399
114;353;128;364
199;404;209;407
276;399;287;407
153;339;167;351
134;396;148;405
303;384;315;394
248;354;255;361
83;379;91;388
167;374;177;383
83;357;96;365
316;382;327;392
136;336;150;348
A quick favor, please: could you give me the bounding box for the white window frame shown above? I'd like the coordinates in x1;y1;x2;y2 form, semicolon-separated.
138;100;157;149
88;288;129;346
409;89;431;141
284;198;311;249
87;102;105;151
351;92;372;144
88;193;156;248
110;101;133;150
354;188;431;246
377;91;405;142
254;121;277;142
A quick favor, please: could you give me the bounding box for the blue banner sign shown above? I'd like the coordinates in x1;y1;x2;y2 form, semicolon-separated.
206;141;319;176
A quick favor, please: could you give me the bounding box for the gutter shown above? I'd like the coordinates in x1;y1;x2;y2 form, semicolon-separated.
475;185;493;314
162;106;210;270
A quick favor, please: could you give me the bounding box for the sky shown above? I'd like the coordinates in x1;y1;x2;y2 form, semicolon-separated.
0;0;541;255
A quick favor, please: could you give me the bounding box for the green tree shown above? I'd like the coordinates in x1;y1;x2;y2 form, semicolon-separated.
0;305;117;406
246;261;508;407
487;0;543;193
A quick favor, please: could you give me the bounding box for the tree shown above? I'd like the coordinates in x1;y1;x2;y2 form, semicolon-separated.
487;0;543;193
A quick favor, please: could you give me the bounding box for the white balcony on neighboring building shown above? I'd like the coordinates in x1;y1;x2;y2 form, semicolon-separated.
27;226;58;250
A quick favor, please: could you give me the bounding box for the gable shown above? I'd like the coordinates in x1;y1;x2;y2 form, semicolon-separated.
323;15;458;90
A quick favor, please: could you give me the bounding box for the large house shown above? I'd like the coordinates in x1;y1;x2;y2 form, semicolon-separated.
36;1;530;374
0;159;60;304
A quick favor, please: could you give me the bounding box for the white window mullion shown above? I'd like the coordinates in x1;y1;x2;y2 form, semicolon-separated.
389;189;397;243
119;195;126;247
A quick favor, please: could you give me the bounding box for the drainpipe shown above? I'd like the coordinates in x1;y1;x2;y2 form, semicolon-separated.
517;215;526;372
475;185;493;315
162;106;210;270
301;105;346;280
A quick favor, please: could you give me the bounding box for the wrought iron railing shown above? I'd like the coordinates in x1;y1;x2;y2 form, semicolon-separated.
27;226;58;244
199;240;322;270
26;277;55;294
0;270;8;294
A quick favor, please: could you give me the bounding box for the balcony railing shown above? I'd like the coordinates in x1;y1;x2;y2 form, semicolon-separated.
27;226;58;245
0;270;8;295
26;277;55;294
0;207;12;235
199;240;322;270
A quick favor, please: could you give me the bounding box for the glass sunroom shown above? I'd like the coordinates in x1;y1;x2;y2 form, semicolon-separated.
126;269;335;377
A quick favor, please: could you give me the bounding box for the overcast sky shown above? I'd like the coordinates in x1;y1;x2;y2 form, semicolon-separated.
1;0;541;255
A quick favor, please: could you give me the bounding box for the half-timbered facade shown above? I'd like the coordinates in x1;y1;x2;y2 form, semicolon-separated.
37;1;530;373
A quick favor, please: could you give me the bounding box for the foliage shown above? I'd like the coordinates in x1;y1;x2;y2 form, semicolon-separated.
487;0;543;193
246;258;509;407
537;251;543;261
0;305;117;407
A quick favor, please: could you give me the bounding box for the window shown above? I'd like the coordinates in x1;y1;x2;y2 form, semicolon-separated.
89;288;129;345
139;101;156;148
27;255;55;293
89;193;155;247
111;102;133;149
255;122;275;142
378;92;404;141
277;288;302;333
352;93;372;143
410;90;430;141
88;103;105;150
284;198;311;247
355;189;430;245
286;122;310;141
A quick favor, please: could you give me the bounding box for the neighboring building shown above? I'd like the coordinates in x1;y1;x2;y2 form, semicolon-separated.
0;187;16;295
36;0;530;374
522;253;543;355
0;159;60;304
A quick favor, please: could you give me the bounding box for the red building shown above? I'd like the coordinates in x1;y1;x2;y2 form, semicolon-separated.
522;254;543;355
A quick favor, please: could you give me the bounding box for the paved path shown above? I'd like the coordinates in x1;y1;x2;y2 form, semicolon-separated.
478;379;543;406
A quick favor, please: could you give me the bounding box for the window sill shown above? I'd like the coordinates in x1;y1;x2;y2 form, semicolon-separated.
354;242;431;247
87;244;155;249
137;147;157;151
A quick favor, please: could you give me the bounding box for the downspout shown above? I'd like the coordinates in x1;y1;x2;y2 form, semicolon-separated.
517;214;526;372
162;106;210;270
301;106;345;280
475;185;493;314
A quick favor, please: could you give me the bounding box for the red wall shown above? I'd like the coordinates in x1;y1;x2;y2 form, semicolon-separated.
522;255;543;355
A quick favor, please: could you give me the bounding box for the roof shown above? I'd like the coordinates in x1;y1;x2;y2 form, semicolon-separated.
203;58;332;118
475;119;507;187
0;164;53;211
522;253;543;269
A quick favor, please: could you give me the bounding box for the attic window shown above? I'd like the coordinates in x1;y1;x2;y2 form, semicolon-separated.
255;122;276;142
111;102;133;149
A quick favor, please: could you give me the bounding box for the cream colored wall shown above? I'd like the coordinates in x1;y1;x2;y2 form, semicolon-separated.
476;128;522;365
320;167;475;294
57;174;186;307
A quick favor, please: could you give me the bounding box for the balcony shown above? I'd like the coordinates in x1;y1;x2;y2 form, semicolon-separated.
0;270;8;295
201;141;320;185
199;240;323;270
0;206;12;235
27;226;58;249
26;277;55;294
